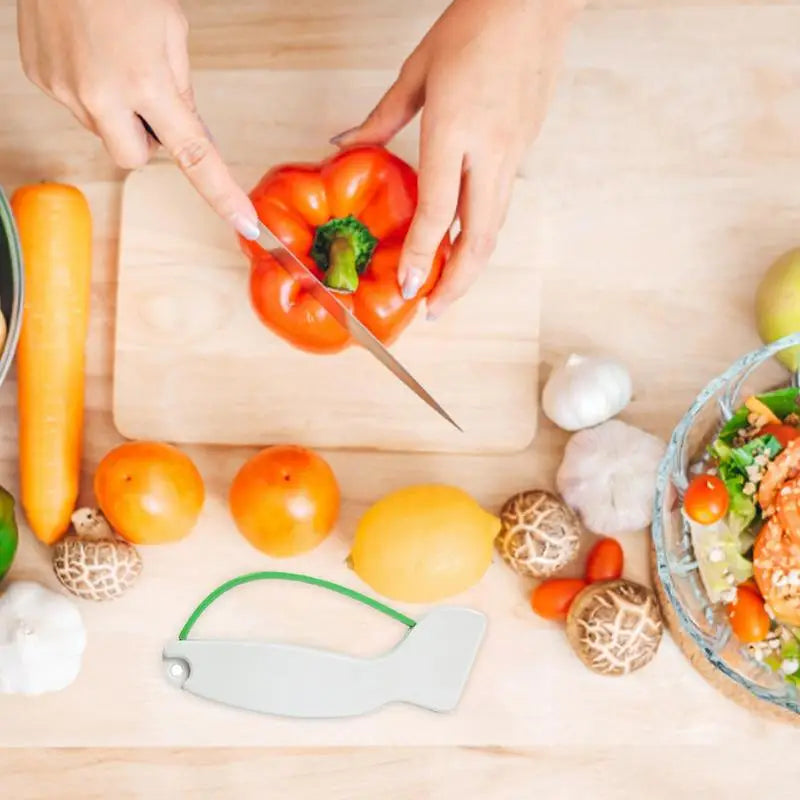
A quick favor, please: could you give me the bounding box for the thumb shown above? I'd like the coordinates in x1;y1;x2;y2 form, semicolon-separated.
331;62;425;148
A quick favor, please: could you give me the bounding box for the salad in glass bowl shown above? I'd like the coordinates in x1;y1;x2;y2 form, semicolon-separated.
653;333;800;713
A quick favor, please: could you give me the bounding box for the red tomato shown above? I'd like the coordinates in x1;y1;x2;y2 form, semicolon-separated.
683;473;729;525
585;537;624;583
740;578;761;597
530;578;587;622
94;441;205;545
726;585;770;643
229;445;340;557
761;423;800;449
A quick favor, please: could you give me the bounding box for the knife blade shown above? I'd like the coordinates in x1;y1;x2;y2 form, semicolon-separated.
253;220;461;431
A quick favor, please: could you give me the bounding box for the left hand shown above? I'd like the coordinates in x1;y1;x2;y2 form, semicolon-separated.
331;0;584;319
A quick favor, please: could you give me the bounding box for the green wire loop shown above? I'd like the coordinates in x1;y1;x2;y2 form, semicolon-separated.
178;571;417;641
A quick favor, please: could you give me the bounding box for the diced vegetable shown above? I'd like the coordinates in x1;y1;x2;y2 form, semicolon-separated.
765;635;800;686
745;396;781;425
718;388;800;443
689;518;753;603
707;434;783;536
761;424;800;449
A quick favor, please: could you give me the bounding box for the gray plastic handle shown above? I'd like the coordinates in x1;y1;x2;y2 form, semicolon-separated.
163;606;486;719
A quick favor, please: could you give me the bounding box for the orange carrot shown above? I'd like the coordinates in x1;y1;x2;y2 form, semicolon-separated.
12;183;92;544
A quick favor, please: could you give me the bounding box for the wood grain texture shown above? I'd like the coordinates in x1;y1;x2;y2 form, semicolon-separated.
113;127;541;453
0;746;794;800
180;0;800;70
1;0;800;794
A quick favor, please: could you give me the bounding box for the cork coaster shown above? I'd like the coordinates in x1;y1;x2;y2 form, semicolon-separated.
648;541;800;726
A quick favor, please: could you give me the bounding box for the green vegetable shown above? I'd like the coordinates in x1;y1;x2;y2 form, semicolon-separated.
310;215;378;293
718;387;800;443
707;435;782;536
0;486;19;582
765;635;800;686
689;518;753;602
729;434;782;471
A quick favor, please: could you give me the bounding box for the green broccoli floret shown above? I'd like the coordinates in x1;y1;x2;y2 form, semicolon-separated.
310;215;378;293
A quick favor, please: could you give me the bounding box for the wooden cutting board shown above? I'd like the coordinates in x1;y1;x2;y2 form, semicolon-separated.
113;79;542;453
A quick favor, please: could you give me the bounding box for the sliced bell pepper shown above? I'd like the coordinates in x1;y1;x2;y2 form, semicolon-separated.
239;145;450;354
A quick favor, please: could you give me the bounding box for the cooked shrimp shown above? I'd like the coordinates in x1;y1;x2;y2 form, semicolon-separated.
777;477;800;537
753;517;800;627
758;438;800;515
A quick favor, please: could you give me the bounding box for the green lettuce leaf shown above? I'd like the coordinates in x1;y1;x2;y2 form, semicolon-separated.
717;387;800;443
765;635;800;687
707;436;782;537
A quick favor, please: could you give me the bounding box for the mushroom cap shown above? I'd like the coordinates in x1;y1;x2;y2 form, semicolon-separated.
566;579;663;675
52;534;143;601
495;490;581;578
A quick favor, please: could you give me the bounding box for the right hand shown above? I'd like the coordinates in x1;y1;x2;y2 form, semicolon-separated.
16;0;260;239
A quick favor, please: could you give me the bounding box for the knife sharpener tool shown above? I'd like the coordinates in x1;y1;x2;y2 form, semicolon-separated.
162;571;486;719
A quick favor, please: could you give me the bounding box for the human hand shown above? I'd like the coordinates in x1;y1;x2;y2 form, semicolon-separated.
16;0;259;239
332;0;583;318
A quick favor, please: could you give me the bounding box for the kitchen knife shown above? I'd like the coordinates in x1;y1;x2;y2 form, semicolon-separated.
253;220;461;431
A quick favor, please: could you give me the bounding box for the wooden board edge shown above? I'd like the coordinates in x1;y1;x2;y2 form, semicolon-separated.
108;408;540;456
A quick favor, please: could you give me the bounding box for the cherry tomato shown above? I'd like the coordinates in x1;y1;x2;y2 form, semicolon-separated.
683;473;729;525
761;423;800;449
740;578;761;597
585;537;624;583
726;585;770;643
530;578;587;622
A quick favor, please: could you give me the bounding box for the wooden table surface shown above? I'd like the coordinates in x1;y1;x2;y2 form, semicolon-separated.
3;0;800;797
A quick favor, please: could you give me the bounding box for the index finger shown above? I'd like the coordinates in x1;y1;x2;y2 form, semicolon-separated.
138;86;259;240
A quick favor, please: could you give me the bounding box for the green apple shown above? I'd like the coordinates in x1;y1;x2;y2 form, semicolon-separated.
755;247;800;371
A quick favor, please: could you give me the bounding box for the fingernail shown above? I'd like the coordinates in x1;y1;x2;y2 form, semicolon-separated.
330;127;359;147
230;212;260;241
426;307;438;322
401;270;423;300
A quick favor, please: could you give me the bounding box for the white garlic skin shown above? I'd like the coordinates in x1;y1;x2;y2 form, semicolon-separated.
555;419;666;535
0;581;86;695
542;354;632;432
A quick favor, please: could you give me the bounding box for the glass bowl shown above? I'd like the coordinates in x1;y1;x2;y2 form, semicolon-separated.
652;332;800;715
0;185;23;388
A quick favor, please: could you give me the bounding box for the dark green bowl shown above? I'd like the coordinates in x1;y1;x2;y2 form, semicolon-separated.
0;186;23;386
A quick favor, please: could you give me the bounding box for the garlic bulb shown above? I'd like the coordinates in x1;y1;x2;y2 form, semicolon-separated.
555;419;666;535
0;581;86;695
542;354;632;431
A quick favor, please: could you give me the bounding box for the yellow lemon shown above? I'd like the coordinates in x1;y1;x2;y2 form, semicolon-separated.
350;484;501;603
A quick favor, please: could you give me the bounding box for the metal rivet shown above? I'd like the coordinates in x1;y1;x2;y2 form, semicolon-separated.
169;662;185;679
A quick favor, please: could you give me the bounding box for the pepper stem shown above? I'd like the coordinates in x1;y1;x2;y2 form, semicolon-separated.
324;237;360;293
310;215;378;294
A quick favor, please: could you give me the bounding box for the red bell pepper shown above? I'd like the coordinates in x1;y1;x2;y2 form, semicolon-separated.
239;145;450;354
